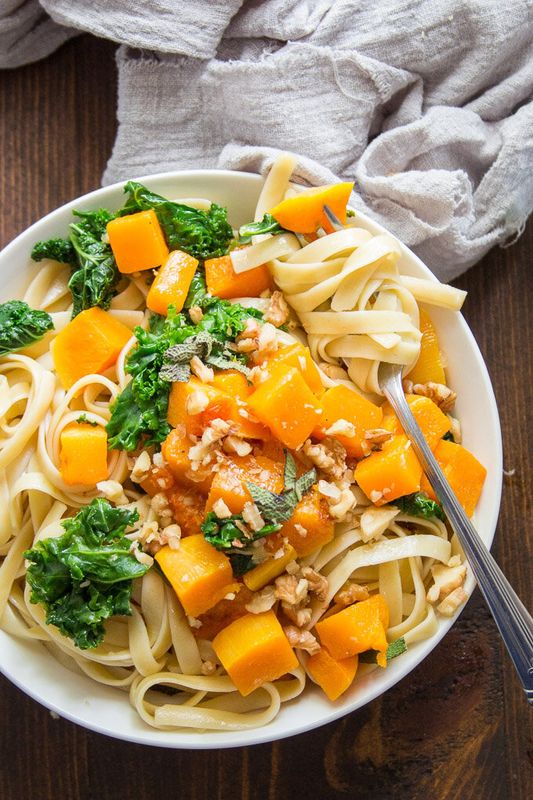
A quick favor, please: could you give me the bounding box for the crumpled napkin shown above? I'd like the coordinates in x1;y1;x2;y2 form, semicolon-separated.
2;0;532;280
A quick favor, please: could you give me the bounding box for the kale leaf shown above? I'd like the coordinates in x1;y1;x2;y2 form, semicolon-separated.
31;208;120;318
31;237;76;264
107;296;262;451
238;213;286;242
201;511;280;576
394;492;445;521
120;182;233;260
0;300;54;356
24;499;148;650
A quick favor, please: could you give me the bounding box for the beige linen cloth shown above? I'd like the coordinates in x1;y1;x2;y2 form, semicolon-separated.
1;0;532;280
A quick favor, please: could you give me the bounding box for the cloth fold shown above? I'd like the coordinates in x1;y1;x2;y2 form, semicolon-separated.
1;0;532;280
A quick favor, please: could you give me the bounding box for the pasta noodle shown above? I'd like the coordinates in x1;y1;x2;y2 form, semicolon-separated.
0;157;476;734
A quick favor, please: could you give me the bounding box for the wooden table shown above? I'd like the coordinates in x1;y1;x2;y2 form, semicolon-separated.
0;35;531;800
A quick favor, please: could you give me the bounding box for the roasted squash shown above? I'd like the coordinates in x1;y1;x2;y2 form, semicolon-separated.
204;254;272;299
307;648;358;701
269;183;354;234
354;434;423;505
106;209;169;274
315;594;389;665
59;422;108;485
420;439;486;517
316;384;383;458
146;250;198;315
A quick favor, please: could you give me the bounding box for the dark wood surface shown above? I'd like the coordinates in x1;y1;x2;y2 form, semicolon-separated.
0;34;531;800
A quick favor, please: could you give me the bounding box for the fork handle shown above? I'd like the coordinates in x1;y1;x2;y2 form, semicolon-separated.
382;371;533;704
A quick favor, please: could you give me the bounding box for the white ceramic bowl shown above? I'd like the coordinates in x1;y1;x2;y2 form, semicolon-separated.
0;171;502;748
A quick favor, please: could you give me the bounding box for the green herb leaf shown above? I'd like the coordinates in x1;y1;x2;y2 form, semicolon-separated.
246;454;317;525
359;637;407;664
24;499;147;650
394;492;445;521
238;213;286;242
75;413;98;426
0;300;54;356
201;512;280;554
283;451;297;491
294;468;317;501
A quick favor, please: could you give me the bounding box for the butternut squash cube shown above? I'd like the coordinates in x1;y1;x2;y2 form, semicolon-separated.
155;535;238;617
147;250;198;315
407;308;446;386
243;543;297;592
354;434;423;505
167;485;207;537
420;439;486;517
59;422;108;486
53;307;132;389
247;365;323;449
281;486;335;556
210;370;252;401
315;594;389;664
382;394;451;451
307;648;358;701
260;343;324;395
161;428;213;493
212;610;299;696
269;182;354;234
107;209;169;274
206;454;284;515
317;384;383;458
205;254;272;300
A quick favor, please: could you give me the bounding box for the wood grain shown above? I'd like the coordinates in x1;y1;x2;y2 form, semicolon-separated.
0;34;531;800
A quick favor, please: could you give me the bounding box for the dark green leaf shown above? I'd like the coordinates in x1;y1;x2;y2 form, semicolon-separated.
294;468;317;501
283;451;297;491
24;499;147;650
31;237;76;264
442;430;454;442
201;512;280;556
0;300;54;356
229;553;256;576
359;637;407;664
238;213;286;242
246;483;297;523
120;182;233;260
394;492;445;521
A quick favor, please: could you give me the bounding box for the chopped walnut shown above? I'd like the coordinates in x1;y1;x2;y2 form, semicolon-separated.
129;543;154;568
360;506;400;542
284;606;312;627
235;337;258;353
404;381;457;412
186;388;210;416
188;305;203;324
242;501;266;532
212;498;232;519
303;436;347;481
447;414;462;444
300;567;328;602
364;428;394;449
255;322;279;359
201;659;217;675
427;563;467;604
274;574;309;606
235;318;261;353
328;485;357;520
223;435;252;457
325;418;356;438
96;480;129;506
245;585;277;614
188;418;232;466
130;451;152;483
437;586;468;616
317;479;342;501
334;581;370;606
264;290;290;327
283;625;320;655
190;355;214;384
249;365;269;386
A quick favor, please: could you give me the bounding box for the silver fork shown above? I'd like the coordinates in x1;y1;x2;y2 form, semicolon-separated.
323;205;533;704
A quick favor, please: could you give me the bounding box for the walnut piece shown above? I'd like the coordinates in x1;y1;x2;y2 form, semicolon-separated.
300;567;328;602
264;290;290;327
190;355;214;384
427;563;467;604
283;625;321;655
437;586;468;616
303;436;347;481
130;451;152;483
242;501;266;532
245;586;277;614
334;581;370;607
404;380;457;413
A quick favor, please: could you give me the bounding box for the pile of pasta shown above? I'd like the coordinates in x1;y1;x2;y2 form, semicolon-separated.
0;154;486;734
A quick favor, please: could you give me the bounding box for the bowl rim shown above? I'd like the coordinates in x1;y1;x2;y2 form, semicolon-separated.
0;169;503;748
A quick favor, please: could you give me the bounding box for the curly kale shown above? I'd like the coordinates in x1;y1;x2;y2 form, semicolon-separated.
201;512;281;576
31;208;119;318
394;492;445;521
238;213;286;242
24;499;147;650
119;181;233;260
0;300;54;356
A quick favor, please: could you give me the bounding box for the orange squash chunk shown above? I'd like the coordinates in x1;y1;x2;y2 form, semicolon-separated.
53;307;132;389
194;586;255;640
155;535;238;617
212;610;299;696
167;378;269;440
247;365;323;449
107;209;169;274
59;423;108;486
260;343;324;395
420;439;486;517
281;486;335;556
161;427;213;493
408;308;446;386
205;254;272;300
381;395;451;451
167;485;207;537
315;594;389;665
307;648;358;701
317;384;383;458
269;182;354;234
206;454;284;515
210;370;252;401
140;464;175;496
354;434;423;505
147;250;198;315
